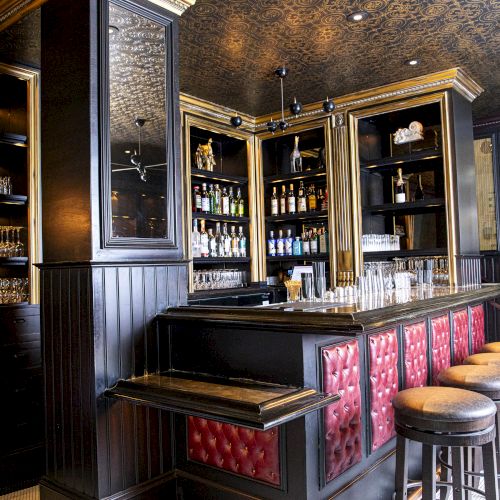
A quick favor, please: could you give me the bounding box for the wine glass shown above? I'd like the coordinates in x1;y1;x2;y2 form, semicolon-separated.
15;226;24;257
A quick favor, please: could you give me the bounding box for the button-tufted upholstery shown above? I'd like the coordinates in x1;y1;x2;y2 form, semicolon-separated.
393;386;497;433
452;309;470;365
403;321;428;389
438;365;500;399
322;340;362;482
481;342;500;354
464;353;500;367
430;314;451;386
471;304;486;354
368;329;398;451
187;416;280;485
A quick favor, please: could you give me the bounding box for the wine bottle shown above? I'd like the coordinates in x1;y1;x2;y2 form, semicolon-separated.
199;219;209;258
213;184;221;214
193;185;201;212
290;135;302;173
415;174;425;200
208;184;215;213
271;186;279;216
280;185;287;214
395;168;406;203
297;181;307;213
201;183;210;214
191;219;201;258
287;183;296;214
322;189;328;211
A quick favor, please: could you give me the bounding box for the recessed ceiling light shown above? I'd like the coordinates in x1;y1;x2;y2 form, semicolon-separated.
109;25;119;34
347;11;369;22
405;58;420;66
124;150;131;154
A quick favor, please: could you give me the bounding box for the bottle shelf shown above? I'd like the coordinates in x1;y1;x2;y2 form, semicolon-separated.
0;133;28;148
0;257;28;266
267;253;329;262
0;194;28;205
193;257;250;264
191;168;248;185
360;149;442;171
264;167;327;184
363;248;447;260
362;198;446;215
265;210;328;223
192;213;249;223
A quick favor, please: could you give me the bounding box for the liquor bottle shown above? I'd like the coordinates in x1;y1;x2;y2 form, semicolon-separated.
317;188;325;211
287;183;296;214
322;189;328;211
229;187;236;216
191;219;201;258
193;185;201;212
319;227;328;254
415;174;425;200
215;222;224;257
223;223;231;257
230;225;239;258
290;135;302;173
221;186;230;215
201;183;210;214
270;186;279;216
213;184;222;214
395;168;406;203
208;184;215;213
208;228;217;257
297;181;307;213
276;229;285;257
302;232;310;255
237;188;245;217
285;229;293;256
199;219;209;258
310;229;318;254
238;226;246;257
268;230;276;257
292;236;302;256
308;184;317;211
280;185;287;214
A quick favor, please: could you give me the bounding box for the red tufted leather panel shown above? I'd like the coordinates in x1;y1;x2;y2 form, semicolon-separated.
368;329;398;452
187;416;280;486
322;340;362;483
403;321;428;389
452;309;470;365
431;314;451;385
471;304;486;354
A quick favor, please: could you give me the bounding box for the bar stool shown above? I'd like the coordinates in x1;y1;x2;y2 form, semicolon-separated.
464;353;500;367
481;342;500;354
393;386;498;500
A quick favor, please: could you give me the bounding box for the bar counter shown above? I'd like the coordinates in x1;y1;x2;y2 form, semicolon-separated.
105;285;500;499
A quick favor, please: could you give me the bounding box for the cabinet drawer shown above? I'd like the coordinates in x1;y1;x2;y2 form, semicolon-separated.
0;342;41;371
0;306;40;346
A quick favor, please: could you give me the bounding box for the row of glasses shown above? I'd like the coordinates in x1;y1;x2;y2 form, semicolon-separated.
362;234;400;253
0;176;12;195
0;226;24;257
193;269;247;291
0;278;29;304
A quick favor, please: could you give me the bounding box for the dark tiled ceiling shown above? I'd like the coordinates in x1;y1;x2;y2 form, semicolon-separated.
179;0;500;119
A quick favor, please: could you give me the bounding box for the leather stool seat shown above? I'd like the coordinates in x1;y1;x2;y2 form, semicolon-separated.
481;342;500;353
393;386;497;433
438;365;500;399
464;353;500;367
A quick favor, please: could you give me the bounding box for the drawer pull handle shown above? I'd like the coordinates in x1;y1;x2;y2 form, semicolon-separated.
13;319;26;324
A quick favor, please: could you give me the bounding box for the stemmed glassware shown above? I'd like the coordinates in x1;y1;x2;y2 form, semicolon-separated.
0;226;24;257
0;278;29;303
193;269;247;291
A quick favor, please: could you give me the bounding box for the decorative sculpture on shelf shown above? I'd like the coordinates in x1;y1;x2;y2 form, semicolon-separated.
393;121;424;145
195;138;216;171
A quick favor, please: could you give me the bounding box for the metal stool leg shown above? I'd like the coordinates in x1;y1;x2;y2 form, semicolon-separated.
451;447;465;500
481;440;499;500
422;444;437;500
440;447;450;500
395;434;409;500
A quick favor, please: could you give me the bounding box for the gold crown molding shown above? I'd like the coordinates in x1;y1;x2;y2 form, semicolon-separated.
254;68;483;128
180;92;256;131
145;0;195;16
0;0;46;32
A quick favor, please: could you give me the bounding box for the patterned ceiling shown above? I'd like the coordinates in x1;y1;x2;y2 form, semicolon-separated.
0;0;498;121
179;0;500;119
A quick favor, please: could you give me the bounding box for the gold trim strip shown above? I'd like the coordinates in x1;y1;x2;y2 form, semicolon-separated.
144;0;195;16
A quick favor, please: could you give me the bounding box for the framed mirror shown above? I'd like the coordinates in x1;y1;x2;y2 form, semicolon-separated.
102;0;180;250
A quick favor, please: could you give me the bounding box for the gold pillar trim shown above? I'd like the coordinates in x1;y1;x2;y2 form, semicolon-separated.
0;63;41;304
144;0;195;16
0;0;46;32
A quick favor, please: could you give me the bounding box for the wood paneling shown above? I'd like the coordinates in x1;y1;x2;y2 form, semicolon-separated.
41;263;187;498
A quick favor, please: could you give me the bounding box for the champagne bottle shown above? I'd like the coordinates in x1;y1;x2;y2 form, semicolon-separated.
271;186;279;216
287;183;296;214
297;181;307;213
192;219;201;258
221;186;230;215
308;184;317;211
280;185;287;214
199;219;209;258
290;135;302;173
395;168;406;203
201;183;210;214
238;226;246;258
415;174;425;200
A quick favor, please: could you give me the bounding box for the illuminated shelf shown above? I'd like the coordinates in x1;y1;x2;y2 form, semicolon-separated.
193;257;250;264
362;198;446;215
0;133;28;147
0;257;28;266
363;248;447;259
264;167;326;184
267;253;329;262
0;194;28;205
360;149;442;170
265;210;328;223
192;213;249;223
191;168;247;185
